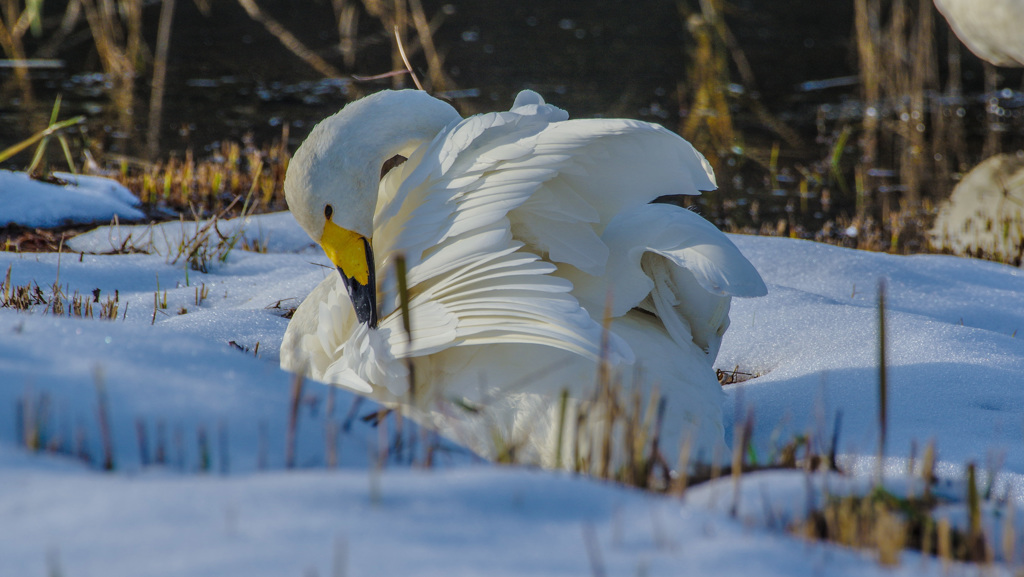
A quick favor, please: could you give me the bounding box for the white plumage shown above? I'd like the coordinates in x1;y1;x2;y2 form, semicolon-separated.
934;0;1024;67
280;89;767;468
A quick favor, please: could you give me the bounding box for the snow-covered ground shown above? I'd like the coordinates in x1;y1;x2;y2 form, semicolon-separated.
2;203;1023;575
0;170;144;227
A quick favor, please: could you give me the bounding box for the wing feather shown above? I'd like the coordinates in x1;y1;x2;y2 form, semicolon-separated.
593;203;767;360
292;90;758;397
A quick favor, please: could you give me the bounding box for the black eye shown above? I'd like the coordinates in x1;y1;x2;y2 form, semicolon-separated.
324;204;333;219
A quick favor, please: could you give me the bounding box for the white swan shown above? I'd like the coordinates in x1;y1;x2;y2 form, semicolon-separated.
280;89;767;468
934;0;1024;67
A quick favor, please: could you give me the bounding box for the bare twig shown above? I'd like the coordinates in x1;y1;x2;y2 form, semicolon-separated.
394;25;423;91
285;371;304;468
93;366;115;471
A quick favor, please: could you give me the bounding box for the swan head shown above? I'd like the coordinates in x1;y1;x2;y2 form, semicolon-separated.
285;90;461;328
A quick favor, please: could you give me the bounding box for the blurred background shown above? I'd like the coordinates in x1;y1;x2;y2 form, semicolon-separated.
2;0;1022;258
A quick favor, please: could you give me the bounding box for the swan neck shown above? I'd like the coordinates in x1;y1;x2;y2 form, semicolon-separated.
286;90;461;239
350;90;460;171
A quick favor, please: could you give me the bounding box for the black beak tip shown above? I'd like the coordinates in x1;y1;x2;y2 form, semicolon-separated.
338;266;378;328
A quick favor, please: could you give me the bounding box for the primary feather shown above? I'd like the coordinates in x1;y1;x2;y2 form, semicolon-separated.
281;90;767;468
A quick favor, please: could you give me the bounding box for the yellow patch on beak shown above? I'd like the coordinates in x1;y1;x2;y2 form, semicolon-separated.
320;219;371;285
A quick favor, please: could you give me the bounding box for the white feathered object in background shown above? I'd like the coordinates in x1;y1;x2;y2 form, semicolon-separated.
934;0;1024;67
281;89;767;468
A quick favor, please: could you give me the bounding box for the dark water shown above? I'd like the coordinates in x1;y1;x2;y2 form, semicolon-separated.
2;0;1021;232
0;1;858;155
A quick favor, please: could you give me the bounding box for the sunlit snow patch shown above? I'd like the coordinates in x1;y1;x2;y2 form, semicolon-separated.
0;170;144;228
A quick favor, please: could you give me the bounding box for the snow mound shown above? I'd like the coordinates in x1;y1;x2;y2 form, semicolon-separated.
0;170;145;228
67;211;316;255
720;235;1024;476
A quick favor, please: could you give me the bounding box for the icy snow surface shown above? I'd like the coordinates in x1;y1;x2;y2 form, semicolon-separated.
2;212;1023;576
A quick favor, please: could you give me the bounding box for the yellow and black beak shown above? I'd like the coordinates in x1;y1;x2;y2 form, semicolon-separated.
321;219;378;327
